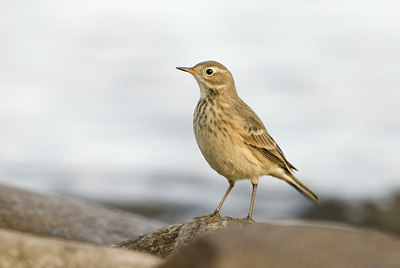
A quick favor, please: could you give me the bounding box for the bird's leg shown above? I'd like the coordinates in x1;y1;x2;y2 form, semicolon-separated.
244;177;259;222
195;180;234;220
212;180;235;216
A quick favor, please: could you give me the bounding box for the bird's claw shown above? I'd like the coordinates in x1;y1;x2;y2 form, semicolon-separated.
194;212;221;220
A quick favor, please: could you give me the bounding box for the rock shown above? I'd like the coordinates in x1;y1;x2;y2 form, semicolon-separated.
161;222;400;268
116;216;252;258
4;183;398;267
0;228;162;268
0;184;164;245
117;216;400;267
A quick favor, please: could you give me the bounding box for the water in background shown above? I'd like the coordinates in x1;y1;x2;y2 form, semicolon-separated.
1;1;399;220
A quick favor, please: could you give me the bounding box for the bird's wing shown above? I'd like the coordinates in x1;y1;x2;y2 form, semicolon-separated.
235;99;297;173
244;126;297;172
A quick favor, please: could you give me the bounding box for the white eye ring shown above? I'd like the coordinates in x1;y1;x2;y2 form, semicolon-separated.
205;68;214;76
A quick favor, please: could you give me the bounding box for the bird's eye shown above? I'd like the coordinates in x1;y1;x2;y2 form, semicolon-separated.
205;68;214;76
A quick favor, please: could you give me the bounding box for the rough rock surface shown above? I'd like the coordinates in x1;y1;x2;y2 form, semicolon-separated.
3;184;399;267
160;221;400;268
0;184;164;245
117;216;400;267
0;228;162;268
116;216;253;258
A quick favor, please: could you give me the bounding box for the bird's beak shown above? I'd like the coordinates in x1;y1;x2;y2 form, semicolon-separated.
176;66;198;75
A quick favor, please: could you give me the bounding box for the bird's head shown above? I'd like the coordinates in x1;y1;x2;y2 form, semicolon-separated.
177;61;237;99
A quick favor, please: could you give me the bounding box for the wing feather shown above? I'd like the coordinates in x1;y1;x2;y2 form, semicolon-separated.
234;98;297;173
244;128;297;172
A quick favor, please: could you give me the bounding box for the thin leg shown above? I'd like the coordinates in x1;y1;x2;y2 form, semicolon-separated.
246;177;259;222
195;180;235;220
213;180;235;216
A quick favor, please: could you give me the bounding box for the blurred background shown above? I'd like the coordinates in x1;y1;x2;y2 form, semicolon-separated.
1;1;399;234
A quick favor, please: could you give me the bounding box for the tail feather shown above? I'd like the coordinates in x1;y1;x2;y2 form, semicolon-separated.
283;172;319;205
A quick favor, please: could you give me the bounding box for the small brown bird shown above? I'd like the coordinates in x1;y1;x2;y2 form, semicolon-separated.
177;61;319;221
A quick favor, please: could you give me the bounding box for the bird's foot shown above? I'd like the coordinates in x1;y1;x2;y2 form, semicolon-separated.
241;215;256;223
224;216;256;223
194;212;221;220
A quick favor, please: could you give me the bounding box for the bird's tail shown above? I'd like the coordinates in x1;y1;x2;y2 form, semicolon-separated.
282;172;319;205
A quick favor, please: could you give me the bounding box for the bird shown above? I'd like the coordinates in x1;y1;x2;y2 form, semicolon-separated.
177;60;319;221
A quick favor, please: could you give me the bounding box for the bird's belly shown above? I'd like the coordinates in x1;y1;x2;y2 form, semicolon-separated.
194;122;265;180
